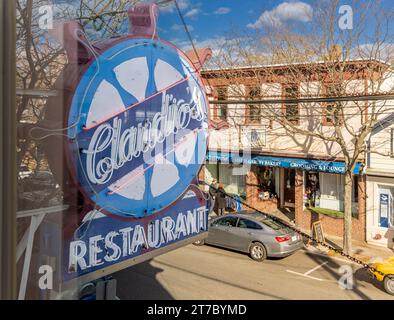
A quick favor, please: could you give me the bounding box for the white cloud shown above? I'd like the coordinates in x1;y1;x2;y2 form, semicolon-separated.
160;0;190;13
171;23;194;32
351;43;394;61
185;8;201;18
248;1;313;29
214;7;231;15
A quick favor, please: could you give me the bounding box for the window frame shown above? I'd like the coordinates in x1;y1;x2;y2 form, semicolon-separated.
282;84;300;125
322;82;344;127
213;87;228;122
245;86;262;125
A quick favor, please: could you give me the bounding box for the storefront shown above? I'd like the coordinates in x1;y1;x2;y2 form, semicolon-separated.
365;116;394;249
206;151;363;217
366;174;394;249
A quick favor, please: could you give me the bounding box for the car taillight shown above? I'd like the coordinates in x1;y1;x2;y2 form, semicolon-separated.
275;236;291;243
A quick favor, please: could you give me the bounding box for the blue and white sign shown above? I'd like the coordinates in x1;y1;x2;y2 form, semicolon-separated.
207;151;363;175
64;186;209;281
67;38;209;218
379;193;389;228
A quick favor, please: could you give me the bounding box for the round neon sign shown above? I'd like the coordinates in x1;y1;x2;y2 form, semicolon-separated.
66;38;209;218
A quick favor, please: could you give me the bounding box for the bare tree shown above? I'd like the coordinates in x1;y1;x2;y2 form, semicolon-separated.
205;0;394;254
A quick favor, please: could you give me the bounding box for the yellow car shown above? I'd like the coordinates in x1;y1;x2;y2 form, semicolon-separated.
370;256;394;295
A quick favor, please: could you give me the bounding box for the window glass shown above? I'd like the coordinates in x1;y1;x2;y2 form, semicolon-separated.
219;164;246;197
324;84;342;125
283;85;299;124
215;217;238;227
248;87;261;124
216;87;228;121
237;218;262;230
14;0;210;300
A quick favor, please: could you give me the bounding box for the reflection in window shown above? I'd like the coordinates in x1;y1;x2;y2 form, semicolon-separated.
238;218;262;230
215;216;238;227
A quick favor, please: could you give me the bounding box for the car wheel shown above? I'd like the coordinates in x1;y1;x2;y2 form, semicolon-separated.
249;242;267;262
193;239;205;246
384;276;394;295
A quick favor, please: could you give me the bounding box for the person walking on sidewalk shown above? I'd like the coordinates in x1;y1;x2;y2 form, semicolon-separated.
214;182;226;216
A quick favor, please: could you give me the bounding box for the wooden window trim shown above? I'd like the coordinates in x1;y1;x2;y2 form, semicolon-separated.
245;86;262;126
213;87;228;122
322;82;344;127
282;83;300;126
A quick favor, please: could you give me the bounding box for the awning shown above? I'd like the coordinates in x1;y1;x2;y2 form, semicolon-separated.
206;151;363;175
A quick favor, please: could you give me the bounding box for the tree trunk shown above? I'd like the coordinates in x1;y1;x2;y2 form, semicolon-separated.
343;171;353;255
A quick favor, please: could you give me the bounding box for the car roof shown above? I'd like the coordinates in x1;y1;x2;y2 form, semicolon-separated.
215;212;268;221
214;213;287;229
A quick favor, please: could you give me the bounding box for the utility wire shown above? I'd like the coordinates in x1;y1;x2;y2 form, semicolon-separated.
174;0;214;93
210;94;394;105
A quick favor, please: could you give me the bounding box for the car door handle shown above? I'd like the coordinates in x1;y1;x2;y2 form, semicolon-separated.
248;232;255;236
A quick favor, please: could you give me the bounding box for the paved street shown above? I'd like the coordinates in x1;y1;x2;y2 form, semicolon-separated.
114;244;394;300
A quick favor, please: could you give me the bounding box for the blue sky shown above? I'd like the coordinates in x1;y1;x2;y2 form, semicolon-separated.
156;0;393;49
52;0;393;55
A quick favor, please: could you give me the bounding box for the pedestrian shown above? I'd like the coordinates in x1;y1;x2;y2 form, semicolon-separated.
209;179;218;200
208;180;218;215
214;182;226;216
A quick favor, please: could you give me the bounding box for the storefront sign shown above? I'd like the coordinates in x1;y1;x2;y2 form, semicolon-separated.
64;187;208;281
45;3;211;285
207;152;362;175
243;128;267;148
312;221;325;243
379;193;389;228
66;35;208;218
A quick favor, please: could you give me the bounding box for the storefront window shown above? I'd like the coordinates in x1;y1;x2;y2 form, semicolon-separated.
14;0;211;300
257;166;277;200
307;172;359;213
205;163;246;199
305;171;321;207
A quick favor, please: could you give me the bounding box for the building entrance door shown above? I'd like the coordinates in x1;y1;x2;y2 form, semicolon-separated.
283;169;296;207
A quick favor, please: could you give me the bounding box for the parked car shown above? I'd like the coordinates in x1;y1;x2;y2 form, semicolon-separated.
369;256;394;295
194;212;304;261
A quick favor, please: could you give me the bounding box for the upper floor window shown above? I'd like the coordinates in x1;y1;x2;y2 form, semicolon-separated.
247;87;261;125
283;84;300;125
323;83;342;126
214;87;228;121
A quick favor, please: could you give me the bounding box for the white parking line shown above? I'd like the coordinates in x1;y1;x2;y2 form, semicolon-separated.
304;261;329;275
286;261;333;282
286;270;330;282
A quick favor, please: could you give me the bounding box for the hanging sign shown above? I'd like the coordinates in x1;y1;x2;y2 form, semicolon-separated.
64;186;208;282
65;7;209;219
43;3;211;286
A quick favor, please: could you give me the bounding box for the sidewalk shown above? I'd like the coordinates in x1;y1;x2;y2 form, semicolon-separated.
303;233;394;264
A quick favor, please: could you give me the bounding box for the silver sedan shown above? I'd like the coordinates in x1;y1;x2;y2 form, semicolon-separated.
194;213;304;261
